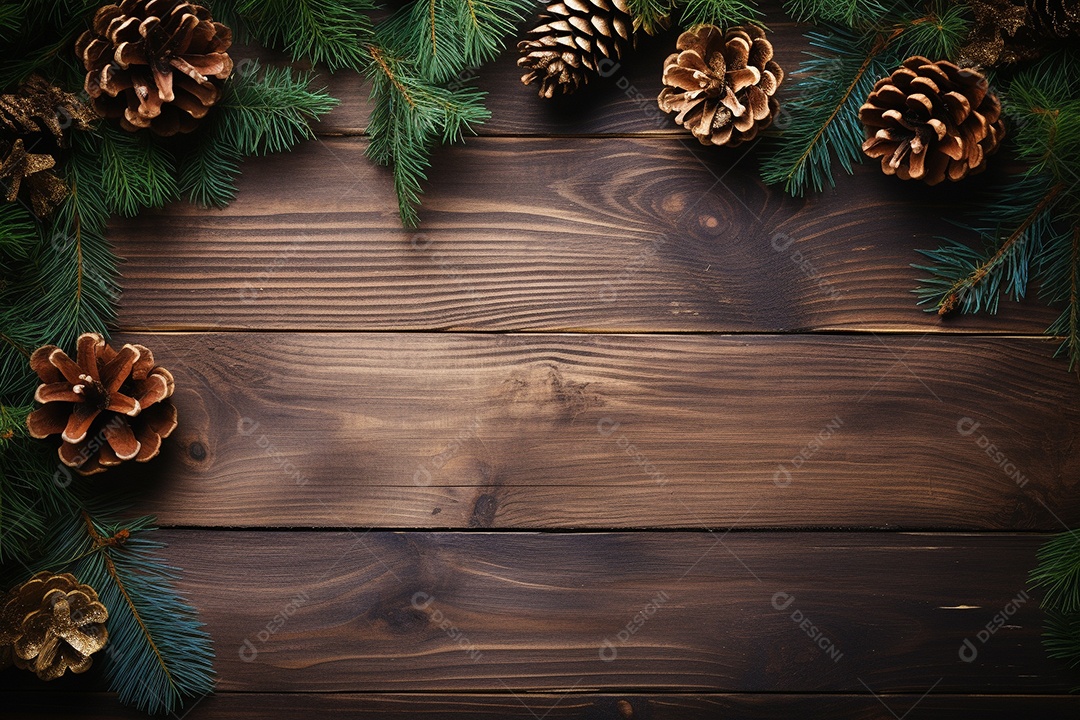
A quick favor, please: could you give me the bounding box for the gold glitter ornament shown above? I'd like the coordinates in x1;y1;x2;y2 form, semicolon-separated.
0;76;95;216
0;572;109;681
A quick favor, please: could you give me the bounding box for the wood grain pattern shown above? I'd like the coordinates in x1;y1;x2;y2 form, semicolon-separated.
96;532;1078;692
112;137;1055;334
7;693;1080;719
115;332;1080;530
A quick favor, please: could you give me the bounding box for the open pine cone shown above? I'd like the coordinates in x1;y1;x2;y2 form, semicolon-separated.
859;56;1005;185
0;573;108;681
75;0;233;135
657;25;783;147
518;0;634;98
27;333;177;475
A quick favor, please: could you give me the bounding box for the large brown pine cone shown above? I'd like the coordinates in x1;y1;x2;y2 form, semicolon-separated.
657;25;783;147
859;56;1005;185
75;0;233;135
518;0;634;98
27;333;177;475
0;573;108;681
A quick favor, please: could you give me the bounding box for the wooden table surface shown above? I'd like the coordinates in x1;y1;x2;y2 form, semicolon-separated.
11;8;1080;718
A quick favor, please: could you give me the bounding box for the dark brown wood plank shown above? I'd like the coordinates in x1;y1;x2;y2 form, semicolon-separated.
112;137;1055;333
6;692;1079;719
116;332;1080;530
83;532;1080;691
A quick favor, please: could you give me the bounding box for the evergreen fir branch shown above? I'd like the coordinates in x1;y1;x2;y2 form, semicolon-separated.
1042;228;1080;371
36;511;215;716
1031;531;1080;614
678;0;759;29
783;0;890;27
381;0;532;84
178;132;242;208
1044;609;1080;669
215;63;339;156
236;0;377;72
365;44;489;226
759;25;893;195
91;125;179;217
0;202;37;261
914;177;1064;315
628;0;671;35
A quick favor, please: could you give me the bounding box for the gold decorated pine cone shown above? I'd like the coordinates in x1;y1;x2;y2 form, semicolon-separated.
75;0;233;135
27;332;177;475
859;56;1005;184
0;572;108;681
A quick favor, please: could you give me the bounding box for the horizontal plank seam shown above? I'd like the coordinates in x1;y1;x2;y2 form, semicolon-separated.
113;328;1065;339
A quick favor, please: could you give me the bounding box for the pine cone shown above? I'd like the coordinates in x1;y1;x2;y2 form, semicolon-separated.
0;76;94;216
26;333;178;475
518;0;634;98
859;56;1005;185
75;0;233;136
657;25;783;147
0;572;108;681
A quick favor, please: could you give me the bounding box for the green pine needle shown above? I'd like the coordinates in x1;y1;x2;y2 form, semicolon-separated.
628;0;671;34
783;0;891;27
1044;609;1080;669
678;0;760;29
1032;532;1080;614
365;44;489;226
237;0;377;72
37;513;215;716
381;0;532;84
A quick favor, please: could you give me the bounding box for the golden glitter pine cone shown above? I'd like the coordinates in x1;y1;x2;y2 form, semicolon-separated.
27;332;177;475
75;0;233;135
0;572;108;681
859;56;1005;185
518;0;634;98
657;24;783;147
0;76;94;216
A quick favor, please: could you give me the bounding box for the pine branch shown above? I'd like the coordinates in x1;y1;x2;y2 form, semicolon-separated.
628;0;671;35
365;43;489;226
1031;531;1080;614
677;0;760;29
34;511;216;716
236;0;376;72
93;125;179;217
783;0;891;27
381;0;532;84
1044;609;1080;669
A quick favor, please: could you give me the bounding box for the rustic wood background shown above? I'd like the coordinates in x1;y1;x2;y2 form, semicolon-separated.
11;4;1080;717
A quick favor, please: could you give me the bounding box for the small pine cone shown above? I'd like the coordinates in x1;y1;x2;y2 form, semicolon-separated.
0;76;94;216
75;0;233;136
1027;0;1080;37
859;56;1005;185
27;333;178;475
518;0;634;98
0;573;108;681
657;25;783;147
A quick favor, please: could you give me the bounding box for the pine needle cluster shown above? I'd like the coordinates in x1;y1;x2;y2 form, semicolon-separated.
915;51;1080;370
1031;532;1080;669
